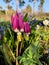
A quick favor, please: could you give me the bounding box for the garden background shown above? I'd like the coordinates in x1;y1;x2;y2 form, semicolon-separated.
0;0;49;65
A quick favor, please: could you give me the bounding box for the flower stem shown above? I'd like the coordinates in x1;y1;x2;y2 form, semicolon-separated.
19;42;23;55
16;43;18;65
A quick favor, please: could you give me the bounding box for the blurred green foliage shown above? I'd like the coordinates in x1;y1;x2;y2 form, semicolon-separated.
0;19;49;65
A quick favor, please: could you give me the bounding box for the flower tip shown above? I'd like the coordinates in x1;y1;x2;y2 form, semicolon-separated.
20;29;24;32
14;28;19;32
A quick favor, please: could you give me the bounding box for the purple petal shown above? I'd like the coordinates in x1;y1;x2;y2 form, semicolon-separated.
19;15;24;32
24;22;30;35
34;18;36;23
13;15;19;32
11;12;19;32
16;11;19;17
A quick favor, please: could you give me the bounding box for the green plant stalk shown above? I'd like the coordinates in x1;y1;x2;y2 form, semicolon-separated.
19;42;22;55
3;44;12;65
16;32;22;65
16;41;19;65
6;44;15;62
19;39;24;55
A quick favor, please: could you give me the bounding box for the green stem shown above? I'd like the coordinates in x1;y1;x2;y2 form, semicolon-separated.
19;42;23;55
16;42;18;65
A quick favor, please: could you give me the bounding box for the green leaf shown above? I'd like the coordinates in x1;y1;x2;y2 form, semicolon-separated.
23;13;28;22
3;44;12;65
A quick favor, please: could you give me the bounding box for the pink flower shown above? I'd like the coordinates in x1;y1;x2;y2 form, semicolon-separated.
11;12;19;32
24;22;30;35
11;12;30;34
19;15;24;32
11;12;24;32
13;15;19;32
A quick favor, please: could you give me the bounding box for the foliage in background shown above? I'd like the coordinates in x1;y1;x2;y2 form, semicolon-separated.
0;18;49;65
